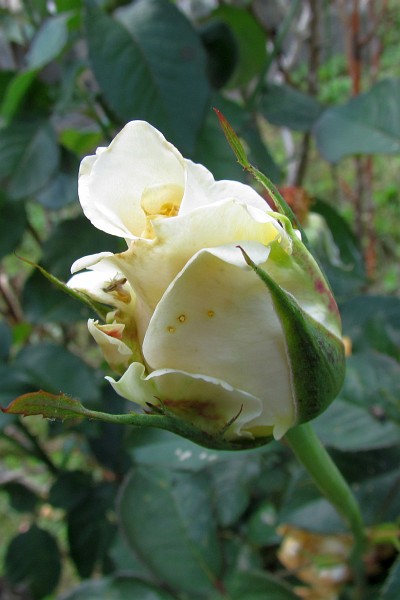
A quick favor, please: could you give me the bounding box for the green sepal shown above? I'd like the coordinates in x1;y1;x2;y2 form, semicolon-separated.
19;256;111;321
213;108;309;247
239;247;345;424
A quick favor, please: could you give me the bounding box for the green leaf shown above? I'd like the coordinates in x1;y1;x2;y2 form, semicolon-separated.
199;20;238;89
59;576;177;600
340;351;400;426
21;216;123;323
341;295;400;361
36;171;77;209
21;260;110;323
313;398;400;451
380;554;400;600
225;570;298;600
314;78;400;162
0;320;12;361
26;14;70;69
261;83;323;131
37;215;123;280
127;427;228;471
12;342;101;404
5;525;61;599
0;69;38;125
118;466;223;595
0;121;60;199
246;502;279;546
67;483;116;577
310;199;366;300
210;457;260;527
49;470;94;510
2;482;40;512
2;390;95;420
211;5;267;88
86;0;210;154
0;195;27;258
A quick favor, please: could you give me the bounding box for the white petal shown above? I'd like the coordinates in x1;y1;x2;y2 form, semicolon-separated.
180;159;271;214
111;199;284;321
106;363;263;439
67;257;135;313
88;319;132;372
70;252;115;274
78;121;186;240
142;246;296;438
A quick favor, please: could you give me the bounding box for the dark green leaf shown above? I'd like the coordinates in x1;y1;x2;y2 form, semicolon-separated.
211;5;267;88
38;215;123;280
118;466;223;595
225;570;298;600
127;427;231;471
246;502;279;546
59;576;176;600
86;0;210;154
0;121;60;199
340;351;400;426
110;533;154;577
68;483;116;578
0;69;38;124
2;482;40;512
261;83;323;131
22;216;122;323
309;199;365;300
313;398;400;451
0;195;27;258
199;20;238;89
5;525;61;599
49;470;93;510
36;171;77;209
341;295;400;361
26;14;70;69
13;342;101;405
380;554;400;600
0;319;12;361
210;457;260;527
314;78;400;162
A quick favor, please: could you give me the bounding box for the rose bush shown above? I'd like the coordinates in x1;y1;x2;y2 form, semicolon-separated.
68;120;344;442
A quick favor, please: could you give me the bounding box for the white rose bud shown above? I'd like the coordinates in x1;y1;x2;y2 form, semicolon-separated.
68;121;345;443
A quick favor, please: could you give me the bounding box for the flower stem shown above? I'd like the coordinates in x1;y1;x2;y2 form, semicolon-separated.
285;422;366;594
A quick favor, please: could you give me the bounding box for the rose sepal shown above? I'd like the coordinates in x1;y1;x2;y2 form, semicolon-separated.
239;247;345;425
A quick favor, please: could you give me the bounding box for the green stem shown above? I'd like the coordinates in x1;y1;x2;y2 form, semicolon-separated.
285;422;366;593
83;408;272;452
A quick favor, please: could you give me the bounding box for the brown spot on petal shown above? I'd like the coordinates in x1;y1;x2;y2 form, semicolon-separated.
177;314;186;323
164;399;221;421
207;310;215;318
167;326;175;333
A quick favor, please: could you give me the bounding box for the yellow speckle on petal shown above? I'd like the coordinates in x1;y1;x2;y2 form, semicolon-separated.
177;314;186;323
207;310;215;318
167;326;175;333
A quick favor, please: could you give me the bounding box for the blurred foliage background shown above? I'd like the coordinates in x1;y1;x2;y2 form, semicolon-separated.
0;0;400;598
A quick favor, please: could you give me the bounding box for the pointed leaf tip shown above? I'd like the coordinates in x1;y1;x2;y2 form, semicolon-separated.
213;107;249;167
2;391;89;420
